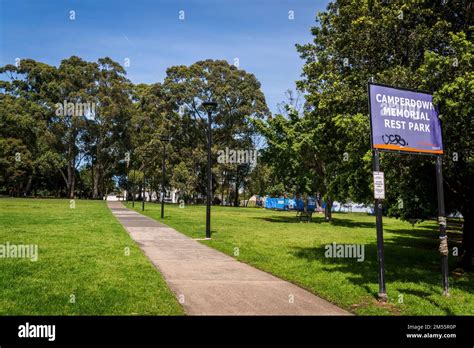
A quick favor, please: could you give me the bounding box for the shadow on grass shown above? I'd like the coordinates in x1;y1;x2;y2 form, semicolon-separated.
400;288;458;316
384;225;463;248
254;214;375;228
290;229;472;313
329;218;375;229
253;215;302;223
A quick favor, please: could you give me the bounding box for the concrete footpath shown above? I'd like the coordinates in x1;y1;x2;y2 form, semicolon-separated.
108;201;351;315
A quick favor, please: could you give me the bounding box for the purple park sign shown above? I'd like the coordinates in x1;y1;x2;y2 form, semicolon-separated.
369;83;443;155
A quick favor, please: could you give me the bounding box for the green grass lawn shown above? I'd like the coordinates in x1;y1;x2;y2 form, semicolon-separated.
0;198;183;315
129;202;474;316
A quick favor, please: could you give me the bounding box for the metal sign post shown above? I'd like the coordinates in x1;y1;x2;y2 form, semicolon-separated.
368;80;448;299
142;165;146;212
373;151;387;301
435;155;449;296
161;143;166;219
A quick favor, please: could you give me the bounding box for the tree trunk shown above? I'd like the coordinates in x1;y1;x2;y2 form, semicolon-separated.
132;186;135;207
221;176;225;205
70;172;75;199
325;196;332;221
92;180;99;199
234;173;239;207
25;175;33;196
67;158;75;199
92;165;100;199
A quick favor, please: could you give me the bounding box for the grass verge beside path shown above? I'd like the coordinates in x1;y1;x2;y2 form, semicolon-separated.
0;198;183;315
130;202;474;316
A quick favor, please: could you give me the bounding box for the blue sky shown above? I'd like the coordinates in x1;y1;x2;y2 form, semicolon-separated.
0;0;329;113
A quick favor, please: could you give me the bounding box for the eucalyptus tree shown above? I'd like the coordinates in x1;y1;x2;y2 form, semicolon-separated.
129;82;178;201
84;57;133;199
51;56;98;198
163;59;270;204
0;59;66;196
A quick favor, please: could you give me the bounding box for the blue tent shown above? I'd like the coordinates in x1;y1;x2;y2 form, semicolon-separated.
264;197;275;209
265;197;291;210
275;198;286;210
288;198;296;210
265;196;317;211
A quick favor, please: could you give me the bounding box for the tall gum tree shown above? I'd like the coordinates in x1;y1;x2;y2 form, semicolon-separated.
163;60;270;204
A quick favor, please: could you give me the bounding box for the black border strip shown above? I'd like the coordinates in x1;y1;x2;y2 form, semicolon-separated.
0;316;473;346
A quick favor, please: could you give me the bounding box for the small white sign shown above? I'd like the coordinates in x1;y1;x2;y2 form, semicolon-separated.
373;171;385;199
